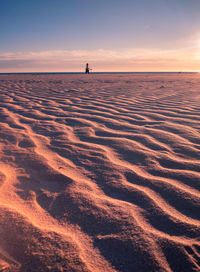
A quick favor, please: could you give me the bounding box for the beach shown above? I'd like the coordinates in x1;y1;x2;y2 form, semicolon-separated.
0;73;200;272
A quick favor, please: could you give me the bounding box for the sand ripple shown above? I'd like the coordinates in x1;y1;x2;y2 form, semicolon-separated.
0;73;200;271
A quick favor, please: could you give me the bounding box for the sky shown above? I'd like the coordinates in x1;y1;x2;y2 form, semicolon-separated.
0;0;200;72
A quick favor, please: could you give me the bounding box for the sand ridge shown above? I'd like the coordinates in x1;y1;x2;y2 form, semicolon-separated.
0;73;200;271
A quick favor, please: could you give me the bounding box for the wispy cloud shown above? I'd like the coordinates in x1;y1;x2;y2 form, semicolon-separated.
0;46;199;72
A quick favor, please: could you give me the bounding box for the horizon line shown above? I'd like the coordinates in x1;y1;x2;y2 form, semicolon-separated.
0;71;199;75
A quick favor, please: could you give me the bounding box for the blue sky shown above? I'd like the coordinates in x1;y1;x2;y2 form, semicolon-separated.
1;0;200;72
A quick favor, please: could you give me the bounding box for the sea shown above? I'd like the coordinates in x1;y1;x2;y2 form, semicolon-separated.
0;72;195;75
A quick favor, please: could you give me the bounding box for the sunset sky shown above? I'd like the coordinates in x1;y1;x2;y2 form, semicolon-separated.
1;0;200;72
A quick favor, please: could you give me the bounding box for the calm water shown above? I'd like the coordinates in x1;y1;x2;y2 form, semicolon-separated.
0;72;194;75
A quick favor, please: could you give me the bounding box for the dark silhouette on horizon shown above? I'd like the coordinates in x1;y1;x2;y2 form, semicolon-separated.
85;63;90;74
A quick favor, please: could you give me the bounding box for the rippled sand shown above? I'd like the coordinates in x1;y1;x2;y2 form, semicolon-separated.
0;73;200;272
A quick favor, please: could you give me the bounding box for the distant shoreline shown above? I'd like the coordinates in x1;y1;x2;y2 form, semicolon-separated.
0;71;197;75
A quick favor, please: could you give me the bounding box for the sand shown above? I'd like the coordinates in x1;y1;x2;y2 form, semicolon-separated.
0;73;199;272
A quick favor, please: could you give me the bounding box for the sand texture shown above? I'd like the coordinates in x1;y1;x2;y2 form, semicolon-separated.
0;73;200;272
